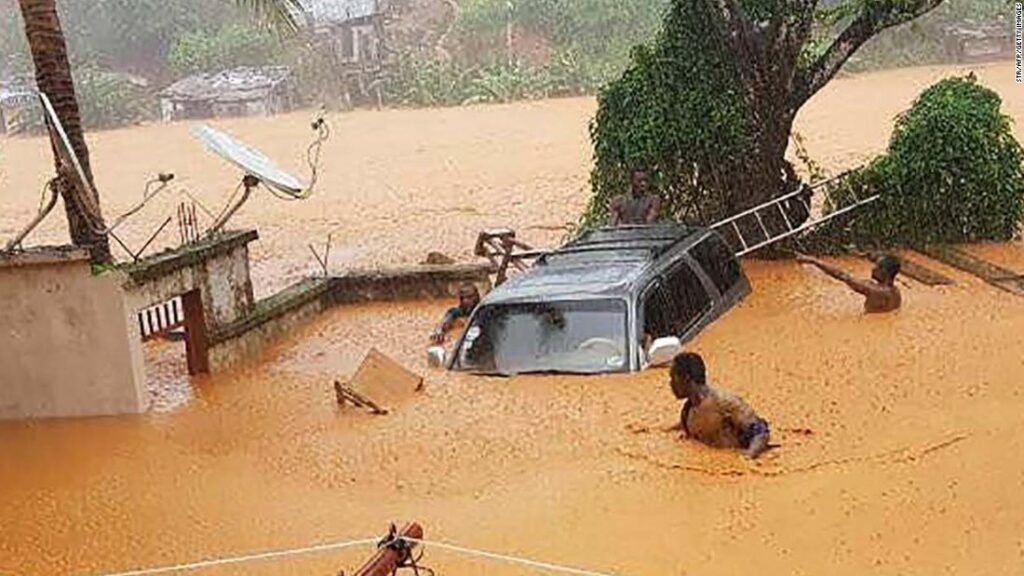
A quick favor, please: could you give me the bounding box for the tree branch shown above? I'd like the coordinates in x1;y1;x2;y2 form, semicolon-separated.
790;0;945;109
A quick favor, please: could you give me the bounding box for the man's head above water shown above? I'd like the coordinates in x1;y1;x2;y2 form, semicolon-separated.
458;284;481;312
872;254;902;286
670;352;707;400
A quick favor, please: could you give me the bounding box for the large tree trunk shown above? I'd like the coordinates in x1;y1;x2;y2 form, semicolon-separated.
18;0;111;263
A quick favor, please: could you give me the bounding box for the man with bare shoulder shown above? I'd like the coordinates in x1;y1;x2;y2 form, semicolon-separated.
609;169;662;226
669;352;771;460
796;253;902;313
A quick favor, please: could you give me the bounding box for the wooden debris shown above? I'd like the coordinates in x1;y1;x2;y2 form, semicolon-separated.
347;349;424;409
422;251;455;265
334;380;388;415
917;244;1024;296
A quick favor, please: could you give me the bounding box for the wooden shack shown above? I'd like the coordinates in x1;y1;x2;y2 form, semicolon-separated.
158;66;297;122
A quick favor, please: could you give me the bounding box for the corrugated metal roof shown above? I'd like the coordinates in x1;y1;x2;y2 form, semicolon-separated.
298;0;379;24
159;66;292;103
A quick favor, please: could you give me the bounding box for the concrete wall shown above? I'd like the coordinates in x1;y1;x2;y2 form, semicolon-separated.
0;249;147;420
122;230;257;333
206;263;494;371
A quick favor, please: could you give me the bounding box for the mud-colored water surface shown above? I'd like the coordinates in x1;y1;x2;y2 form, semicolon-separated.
3;63;1024;575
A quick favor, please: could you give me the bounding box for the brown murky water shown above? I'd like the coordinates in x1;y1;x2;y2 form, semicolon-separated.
3;63;1024;575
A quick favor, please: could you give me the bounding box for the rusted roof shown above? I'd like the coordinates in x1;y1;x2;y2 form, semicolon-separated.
159;66;292;103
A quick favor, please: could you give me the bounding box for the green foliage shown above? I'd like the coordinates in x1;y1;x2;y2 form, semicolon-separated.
453;0;668;90
383;54;589;107
169;25;284;75
821;75;1024;247
583;0;752;227
73;67;156;130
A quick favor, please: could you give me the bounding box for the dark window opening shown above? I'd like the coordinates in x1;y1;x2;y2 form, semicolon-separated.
643;261;712;340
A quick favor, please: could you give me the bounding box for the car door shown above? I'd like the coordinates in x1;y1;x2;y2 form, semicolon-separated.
687;232;751;313
638;256;715;363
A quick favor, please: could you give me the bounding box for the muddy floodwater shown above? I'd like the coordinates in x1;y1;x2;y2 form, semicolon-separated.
3;63;1024;575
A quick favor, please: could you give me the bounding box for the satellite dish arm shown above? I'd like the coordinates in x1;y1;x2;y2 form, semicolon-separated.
3;179;60;253
302;112;330;197
208;175;258;236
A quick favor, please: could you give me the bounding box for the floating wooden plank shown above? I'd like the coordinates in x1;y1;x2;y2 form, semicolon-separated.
862;250;955;286
348;349;424;409
917;244;1024;296
334;380;388;415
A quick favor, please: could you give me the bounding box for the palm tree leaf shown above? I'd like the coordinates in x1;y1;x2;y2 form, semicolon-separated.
233;0;306;33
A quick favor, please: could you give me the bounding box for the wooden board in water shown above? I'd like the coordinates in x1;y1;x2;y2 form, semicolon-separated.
348;348;424;408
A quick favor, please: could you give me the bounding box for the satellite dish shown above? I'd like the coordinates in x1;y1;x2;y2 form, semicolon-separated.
192;123;305;197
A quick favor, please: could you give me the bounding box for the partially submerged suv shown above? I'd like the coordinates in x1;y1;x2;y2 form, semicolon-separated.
447;224;750;375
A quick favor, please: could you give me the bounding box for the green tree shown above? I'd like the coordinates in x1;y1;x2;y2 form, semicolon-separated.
823;75;1024;247
587;0;948;227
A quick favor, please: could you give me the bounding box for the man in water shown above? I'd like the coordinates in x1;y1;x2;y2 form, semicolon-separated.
669;352;770;459
430;284;481;344
796;253;902;313
609;169;662;225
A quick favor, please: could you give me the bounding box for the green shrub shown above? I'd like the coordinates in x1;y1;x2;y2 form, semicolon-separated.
74;66;156;130
821;74;1024;248
168;24;283;75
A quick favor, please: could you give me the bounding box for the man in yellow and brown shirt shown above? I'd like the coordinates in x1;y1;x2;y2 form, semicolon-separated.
669;352;770;459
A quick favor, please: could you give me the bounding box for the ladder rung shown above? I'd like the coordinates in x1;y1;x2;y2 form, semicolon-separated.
777;202;794;231
754;210;769;241
731;221;749;251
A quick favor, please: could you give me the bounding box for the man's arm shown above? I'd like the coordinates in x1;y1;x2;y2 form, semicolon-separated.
609;196;623;226
430;308;461;343
645;196;662;224
716;391;769;459
796;254;876;296
745;430;769;460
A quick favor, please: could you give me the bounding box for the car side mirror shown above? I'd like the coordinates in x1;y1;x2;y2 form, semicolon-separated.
647;337;681;367
427;346;447;369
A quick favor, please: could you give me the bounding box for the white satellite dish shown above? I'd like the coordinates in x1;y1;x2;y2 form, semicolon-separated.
191;123;305;197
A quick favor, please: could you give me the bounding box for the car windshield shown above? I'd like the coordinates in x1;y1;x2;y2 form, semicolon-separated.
453;299;629;375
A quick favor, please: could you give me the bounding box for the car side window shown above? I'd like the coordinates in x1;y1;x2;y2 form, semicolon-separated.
690;234;742;295
643;261;712;340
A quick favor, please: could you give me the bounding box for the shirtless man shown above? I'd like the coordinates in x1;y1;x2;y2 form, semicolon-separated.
609;169;662;226
669;352;770;459
430;284;481;344
796;253;902;313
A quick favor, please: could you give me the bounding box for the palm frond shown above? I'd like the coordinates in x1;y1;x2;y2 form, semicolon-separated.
233;0;306;33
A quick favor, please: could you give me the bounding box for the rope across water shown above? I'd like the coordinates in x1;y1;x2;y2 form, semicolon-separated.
89;535;628;576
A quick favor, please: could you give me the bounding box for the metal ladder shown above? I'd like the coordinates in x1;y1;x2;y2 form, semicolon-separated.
710;170;879;257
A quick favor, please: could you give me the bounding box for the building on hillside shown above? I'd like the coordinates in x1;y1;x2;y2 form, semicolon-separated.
942;22;1014;63
297;0;391;108
158;66;297;122
0;76;40;135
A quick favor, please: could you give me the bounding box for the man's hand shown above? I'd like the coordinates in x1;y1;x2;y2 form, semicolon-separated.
430;327;445;344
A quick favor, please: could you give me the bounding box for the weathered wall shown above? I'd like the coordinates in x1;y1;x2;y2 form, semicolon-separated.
0;249;147;420
122;230;257;333
207;263;493;371
325;263;493;305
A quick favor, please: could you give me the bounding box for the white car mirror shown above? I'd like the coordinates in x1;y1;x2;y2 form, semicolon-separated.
647;337;681;367
426;346;447;369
